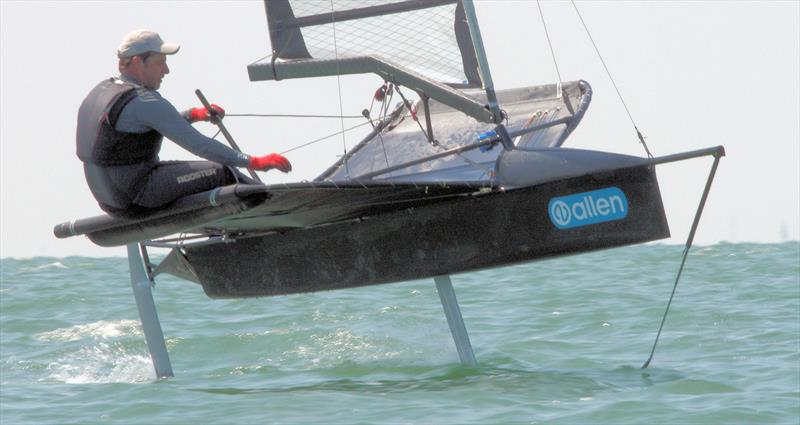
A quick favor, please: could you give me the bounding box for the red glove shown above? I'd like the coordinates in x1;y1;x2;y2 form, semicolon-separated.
189;104;225;122
249;153;292;173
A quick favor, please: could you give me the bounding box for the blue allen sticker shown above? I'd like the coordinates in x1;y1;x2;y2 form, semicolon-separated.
548;187;629;229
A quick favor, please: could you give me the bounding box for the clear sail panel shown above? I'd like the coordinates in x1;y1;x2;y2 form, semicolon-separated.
318;81;591;183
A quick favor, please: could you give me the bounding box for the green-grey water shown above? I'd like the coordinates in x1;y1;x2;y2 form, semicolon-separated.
1;242;798;424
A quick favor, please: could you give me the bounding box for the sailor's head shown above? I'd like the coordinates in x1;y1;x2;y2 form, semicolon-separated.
117;29;180;90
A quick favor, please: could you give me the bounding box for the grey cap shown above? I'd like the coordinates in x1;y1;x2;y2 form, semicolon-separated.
117;29;180;58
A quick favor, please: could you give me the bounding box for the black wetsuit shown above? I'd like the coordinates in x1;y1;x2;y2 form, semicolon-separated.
76;77;254;217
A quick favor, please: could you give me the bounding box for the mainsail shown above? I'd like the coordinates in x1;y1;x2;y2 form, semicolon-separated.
249;0;592;182
266;0;480;87
248;0;501;124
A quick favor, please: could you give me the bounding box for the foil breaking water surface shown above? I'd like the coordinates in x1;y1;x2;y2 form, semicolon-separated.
1;242;798;424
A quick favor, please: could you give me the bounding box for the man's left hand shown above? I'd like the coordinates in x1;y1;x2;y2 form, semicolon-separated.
189;104;225;122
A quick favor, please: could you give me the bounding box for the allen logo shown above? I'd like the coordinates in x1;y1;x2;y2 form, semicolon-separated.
548;187;628;229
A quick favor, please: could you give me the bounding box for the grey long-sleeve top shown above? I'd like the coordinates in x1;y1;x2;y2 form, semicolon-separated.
114;75;250;167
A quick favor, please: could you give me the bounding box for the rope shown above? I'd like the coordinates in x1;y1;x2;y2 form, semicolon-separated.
570;0;654;158
537;0;563;85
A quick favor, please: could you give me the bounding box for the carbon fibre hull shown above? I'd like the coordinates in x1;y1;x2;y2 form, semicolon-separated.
186;163;669;298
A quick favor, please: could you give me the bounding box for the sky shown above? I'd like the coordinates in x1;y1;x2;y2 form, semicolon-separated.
1;1;798;258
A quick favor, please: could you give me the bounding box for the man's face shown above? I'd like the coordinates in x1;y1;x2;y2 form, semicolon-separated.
140;53;169;90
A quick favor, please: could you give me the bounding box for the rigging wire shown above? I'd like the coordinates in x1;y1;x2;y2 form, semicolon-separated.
210;115;372;156
210;110;375;158
536;0;563;86
330;0;350;177
570;0;654;158
247;53;273;67
563;2;722;367
225;113;364;119
278;121;374;155
375;84;392;168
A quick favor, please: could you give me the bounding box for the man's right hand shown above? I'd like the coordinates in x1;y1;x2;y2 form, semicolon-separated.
249;153;292;173
189;104;225;122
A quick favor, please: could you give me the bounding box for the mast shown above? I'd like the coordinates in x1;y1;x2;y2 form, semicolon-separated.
460;0;503;124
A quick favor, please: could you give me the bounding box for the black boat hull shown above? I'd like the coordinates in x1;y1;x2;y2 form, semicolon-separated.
187;163;669;298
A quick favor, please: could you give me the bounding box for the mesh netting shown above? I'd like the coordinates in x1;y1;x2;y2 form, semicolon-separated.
286;0;471;85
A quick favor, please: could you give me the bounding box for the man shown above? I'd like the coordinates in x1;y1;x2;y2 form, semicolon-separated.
77;29;291;217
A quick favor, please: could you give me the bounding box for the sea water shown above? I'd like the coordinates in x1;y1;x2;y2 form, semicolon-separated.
1;242;798;424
